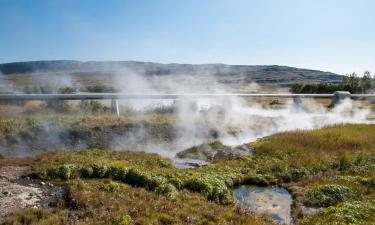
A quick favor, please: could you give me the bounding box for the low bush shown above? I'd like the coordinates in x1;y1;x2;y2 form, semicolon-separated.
155;183;178;199
304;184;354;207
47;164;78;180
110;215;132;225
300;200;375;225
243;172;276;186
125;169;166;191
184;175;232;204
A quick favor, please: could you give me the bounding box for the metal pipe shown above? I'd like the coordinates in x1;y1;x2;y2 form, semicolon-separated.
0;93;354;100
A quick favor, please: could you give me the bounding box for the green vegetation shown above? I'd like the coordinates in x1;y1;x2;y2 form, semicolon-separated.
291;71;375;94
300;201;375;225
304;184;354;207
1;124;374;224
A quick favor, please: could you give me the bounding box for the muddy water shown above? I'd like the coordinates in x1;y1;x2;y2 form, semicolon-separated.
233;186;293;224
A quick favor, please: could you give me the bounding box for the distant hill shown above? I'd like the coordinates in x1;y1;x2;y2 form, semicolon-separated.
0;60;342;86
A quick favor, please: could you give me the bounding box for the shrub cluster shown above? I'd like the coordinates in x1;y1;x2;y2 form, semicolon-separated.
301;200;375;225
291;71;375;94
47;164;176;198
304;184;354;207
45;163;235;203
185;175;233;204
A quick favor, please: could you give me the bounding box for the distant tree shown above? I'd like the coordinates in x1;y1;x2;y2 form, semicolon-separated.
360;71;372;93
291;71;374;94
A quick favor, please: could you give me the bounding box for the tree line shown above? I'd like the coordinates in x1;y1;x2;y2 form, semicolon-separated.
291;71;375;94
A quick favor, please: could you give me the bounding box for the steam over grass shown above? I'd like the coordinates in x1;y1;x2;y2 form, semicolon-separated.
1;124;374;224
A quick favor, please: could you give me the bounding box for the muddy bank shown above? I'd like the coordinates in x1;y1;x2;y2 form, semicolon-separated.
0;166;65;220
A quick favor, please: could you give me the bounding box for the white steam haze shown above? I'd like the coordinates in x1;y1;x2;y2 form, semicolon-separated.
0;71;13;92
109;69;375;159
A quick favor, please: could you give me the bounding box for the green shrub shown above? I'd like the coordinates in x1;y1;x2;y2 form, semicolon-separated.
116;168;129;182
125;169;166;191
106;166;120;179
80;166;94;178
0;119;18;134
155;183;178;199
169;177;184;190
47;164;77;180
111;215;132;225
92;165;108;178
184;175;232;204
243;172;276;186
278;166;310;181
301;200;375;225
305;184;354;207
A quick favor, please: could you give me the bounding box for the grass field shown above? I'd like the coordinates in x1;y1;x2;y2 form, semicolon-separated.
1;124;374;224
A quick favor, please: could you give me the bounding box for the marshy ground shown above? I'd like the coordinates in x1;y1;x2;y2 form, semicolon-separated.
0;100;374;225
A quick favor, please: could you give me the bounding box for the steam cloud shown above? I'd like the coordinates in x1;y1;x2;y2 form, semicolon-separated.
110;70;375;158
0;67;374;159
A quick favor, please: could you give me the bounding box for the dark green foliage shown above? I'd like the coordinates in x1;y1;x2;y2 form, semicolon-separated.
184;175;232;204
291;71;374;94
155;183;178;198
92;164;108;178
47;164;77;180
80;166;94;178
305;184;354;207
243;172;276;186
125;169;166;191
301;200;375;225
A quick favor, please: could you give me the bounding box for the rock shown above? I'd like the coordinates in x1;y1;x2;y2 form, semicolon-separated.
176;141;232;161
213;150;231;160
40;182;46;186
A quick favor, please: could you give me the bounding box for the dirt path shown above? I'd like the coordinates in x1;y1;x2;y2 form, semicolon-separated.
0;166;65;220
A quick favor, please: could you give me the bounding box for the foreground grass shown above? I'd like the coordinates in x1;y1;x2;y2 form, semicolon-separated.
3;180;270;225
1;124;375;224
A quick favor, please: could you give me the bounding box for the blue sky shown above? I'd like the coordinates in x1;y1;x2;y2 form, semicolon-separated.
0;0;374;74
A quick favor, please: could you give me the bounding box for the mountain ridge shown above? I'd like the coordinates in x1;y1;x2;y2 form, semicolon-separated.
0;60;343;85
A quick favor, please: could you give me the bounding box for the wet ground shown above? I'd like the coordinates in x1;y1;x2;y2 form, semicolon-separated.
0;166;65;221
233;185;293;224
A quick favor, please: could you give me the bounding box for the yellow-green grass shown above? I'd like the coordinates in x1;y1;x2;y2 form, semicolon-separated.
2;180;272;225
1;124;374;224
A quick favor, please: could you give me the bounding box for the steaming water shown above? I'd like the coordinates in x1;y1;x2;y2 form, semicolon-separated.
118;97;374;159
233;186;293;224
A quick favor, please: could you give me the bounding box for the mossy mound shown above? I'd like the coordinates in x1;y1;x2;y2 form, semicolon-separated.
304;184;354;207
300;200;375;225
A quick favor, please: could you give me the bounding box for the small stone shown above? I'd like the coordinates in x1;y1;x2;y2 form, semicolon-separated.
40;182;46;186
